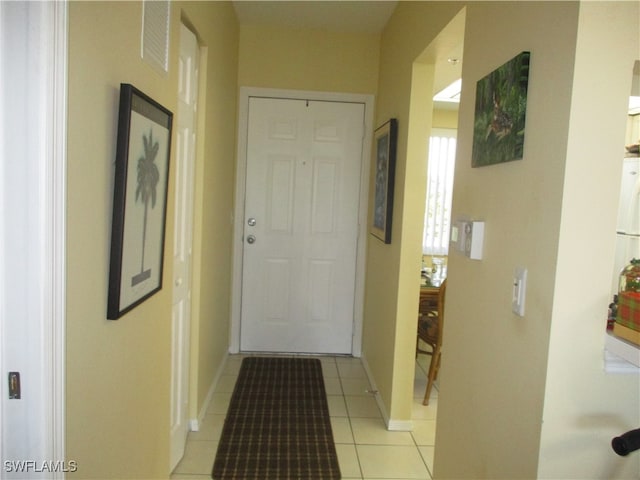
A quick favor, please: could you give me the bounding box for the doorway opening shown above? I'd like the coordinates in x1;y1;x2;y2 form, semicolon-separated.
604;59;640;369
407;7;465;422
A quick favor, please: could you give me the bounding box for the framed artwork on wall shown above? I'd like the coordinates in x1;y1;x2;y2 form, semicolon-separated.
107;84;173;320
370;118;398;244
472;51;531;167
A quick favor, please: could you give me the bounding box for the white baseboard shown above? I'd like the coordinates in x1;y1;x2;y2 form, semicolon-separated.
387;419;414;431
189;351;229;431
360;353;413;432
189;418;200;432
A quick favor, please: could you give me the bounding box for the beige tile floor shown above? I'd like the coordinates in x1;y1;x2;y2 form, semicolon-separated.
171;354;438;480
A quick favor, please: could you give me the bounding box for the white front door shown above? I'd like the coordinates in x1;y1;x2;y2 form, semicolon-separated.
170;23;198;471
240;97;365;354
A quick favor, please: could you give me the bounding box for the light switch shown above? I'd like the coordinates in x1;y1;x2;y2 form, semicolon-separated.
512;267;527;316
464;221;484;260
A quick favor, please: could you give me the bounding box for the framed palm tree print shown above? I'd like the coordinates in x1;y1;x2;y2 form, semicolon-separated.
108;84;173;320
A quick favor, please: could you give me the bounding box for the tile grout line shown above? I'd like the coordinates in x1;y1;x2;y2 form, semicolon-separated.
335;357;365;480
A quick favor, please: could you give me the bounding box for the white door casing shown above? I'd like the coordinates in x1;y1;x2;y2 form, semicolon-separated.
237;94;371;354
170;23;198;471
0;1;67;477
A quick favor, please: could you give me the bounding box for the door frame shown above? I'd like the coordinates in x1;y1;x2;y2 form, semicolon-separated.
230;87;374;356
0;0;67;474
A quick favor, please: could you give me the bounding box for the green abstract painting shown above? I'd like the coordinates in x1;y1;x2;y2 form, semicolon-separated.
472;51;531;167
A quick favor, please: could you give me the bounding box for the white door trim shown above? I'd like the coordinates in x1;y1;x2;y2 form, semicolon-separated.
49;2;68;470
230;87;373;356
170;23;199;471
0;0;67;476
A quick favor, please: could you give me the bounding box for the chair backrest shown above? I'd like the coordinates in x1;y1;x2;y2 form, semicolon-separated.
436;279;447;344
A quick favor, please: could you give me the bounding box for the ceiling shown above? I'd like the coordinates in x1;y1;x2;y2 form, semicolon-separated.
232;1;462;109
232;1;399;34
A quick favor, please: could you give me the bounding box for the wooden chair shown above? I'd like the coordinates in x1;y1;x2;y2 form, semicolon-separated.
416;279;446;405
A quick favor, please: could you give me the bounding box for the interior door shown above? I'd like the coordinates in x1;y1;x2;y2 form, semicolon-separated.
240;97;364;354
170;23;198;471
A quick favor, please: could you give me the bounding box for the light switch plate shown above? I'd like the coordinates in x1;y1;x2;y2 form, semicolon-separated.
452;219;484;259
465;221;484;260
512;267;527;316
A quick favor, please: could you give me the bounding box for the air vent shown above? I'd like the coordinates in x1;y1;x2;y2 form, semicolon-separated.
141;0;170;74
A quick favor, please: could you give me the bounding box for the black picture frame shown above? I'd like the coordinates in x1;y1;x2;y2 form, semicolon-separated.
107;84;173;320
472;51;531;167
371;118;398;244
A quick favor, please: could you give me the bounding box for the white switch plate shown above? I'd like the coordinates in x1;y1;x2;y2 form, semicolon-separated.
452;219;484;259
465;221;484;260
512;267;527;316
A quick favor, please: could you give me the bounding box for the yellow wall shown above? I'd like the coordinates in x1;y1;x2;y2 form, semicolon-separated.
363;0;463;423
180;0;240;426
432;108;459;129
437;2;579;477
538;3;640;478
238;25;380;94
66;2;238;477
64;1;639;478
372;1;639;478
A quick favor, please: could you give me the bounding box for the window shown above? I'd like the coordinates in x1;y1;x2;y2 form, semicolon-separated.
423;129;456;256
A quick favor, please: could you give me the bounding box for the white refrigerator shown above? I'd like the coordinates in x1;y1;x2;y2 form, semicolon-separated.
612;157;640;296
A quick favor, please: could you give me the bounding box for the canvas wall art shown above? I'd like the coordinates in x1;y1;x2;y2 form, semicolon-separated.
371;118;398;244
472;51;531;167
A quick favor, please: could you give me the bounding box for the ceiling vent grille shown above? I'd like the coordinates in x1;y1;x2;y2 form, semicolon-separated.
141;0;170;74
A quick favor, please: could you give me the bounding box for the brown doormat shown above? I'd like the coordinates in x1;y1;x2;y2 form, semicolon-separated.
211;356;341;479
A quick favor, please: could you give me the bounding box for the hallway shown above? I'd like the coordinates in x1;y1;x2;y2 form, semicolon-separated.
172;355;438;479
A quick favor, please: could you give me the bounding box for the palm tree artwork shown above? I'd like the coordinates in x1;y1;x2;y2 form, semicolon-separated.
131;128;160;287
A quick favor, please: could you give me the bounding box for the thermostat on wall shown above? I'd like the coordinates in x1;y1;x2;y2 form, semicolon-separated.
452;220;485;260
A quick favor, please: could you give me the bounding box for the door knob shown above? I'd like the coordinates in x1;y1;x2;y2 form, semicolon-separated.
246;235;256;244
247;218;256;226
